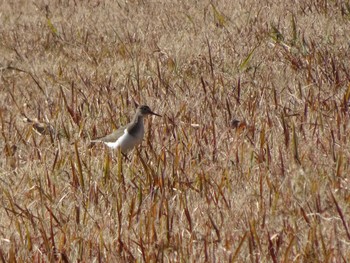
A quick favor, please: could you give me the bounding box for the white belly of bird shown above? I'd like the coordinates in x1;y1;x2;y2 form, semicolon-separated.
105;128;144;153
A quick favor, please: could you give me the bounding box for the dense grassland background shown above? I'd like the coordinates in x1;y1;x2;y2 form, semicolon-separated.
1;0;350;261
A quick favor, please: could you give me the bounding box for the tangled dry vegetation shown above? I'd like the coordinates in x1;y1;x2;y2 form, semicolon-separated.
1;0;350;262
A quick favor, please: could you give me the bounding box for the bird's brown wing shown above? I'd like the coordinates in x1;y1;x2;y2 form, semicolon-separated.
91;126;125;143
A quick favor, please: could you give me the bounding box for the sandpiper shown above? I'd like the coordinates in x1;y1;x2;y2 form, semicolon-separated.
91;105;161;153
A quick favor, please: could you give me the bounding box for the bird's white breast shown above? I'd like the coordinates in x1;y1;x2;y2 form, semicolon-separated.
105;127;144;153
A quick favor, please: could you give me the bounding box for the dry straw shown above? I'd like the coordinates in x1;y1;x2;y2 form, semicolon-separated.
0;0;350;261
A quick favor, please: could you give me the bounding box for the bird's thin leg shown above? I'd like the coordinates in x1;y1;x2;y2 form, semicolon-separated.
122;152;130;161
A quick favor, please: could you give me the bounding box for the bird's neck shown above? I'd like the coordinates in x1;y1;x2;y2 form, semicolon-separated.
127;114;144;137
132;114;144;125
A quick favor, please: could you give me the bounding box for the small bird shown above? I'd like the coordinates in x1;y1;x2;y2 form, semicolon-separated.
91;105;161;153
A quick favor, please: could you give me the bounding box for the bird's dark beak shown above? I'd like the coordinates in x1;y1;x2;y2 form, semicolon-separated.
150;111;162;117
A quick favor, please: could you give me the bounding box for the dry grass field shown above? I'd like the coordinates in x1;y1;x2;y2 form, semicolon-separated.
1;0;350;262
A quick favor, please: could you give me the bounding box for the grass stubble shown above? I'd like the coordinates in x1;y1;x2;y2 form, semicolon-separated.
0;0;350;262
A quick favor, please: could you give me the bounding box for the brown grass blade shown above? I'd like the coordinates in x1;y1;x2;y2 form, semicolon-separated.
74;141;84;191
230;232;247;262
330;191;350;240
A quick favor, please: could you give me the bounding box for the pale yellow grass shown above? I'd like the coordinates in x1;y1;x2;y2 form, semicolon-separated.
1;0;350;262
